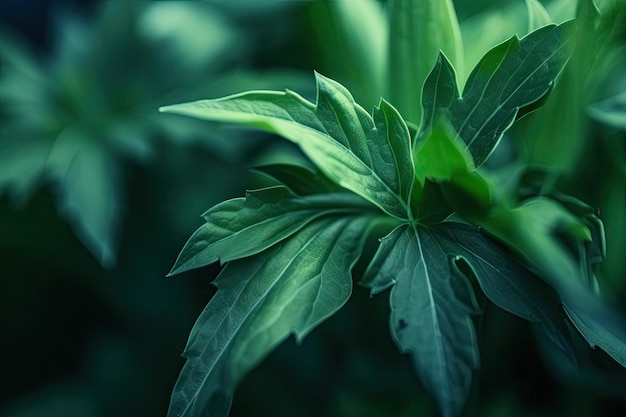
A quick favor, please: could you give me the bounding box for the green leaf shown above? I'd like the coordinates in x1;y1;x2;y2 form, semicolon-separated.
0;135;50;204
554;193;606;290
388;0;463;125
45;128;123;268
460;2;529;78
433;222;577;370
414;179;455;225
250;163;343;196
564;303;626;368
412;115;491;221
161;73;414;219
308;0;387;109
169;185;374;275
473;194;626;369
167;215;373;417
526;0;553;31
420;21;576;167
414;115;474;184
362;224;480;417
481;197;591;292
587;92;626;129
1;0;263;268
515;2;593;173
439;171;493;222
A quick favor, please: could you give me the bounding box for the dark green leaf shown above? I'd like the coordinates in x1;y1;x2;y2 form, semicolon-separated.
478;199;626;369
420;21;576;166
362;224;480;417
45;128;123;268
433;222;577;371
250;163;343;196
414;180;454;225
517;0;602;173
160;72;414;219
169;186;373;275
167;215;373;417
0;135;50;204
564;303;626;368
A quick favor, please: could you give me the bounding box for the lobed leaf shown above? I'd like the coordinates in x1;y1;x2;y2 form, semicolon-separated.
433;222;577;370
167;215;374;417
169;185;373;275
362;224;481;417
478;197;626;369
160;72;414;219
419;21;576;166
518;0;609;173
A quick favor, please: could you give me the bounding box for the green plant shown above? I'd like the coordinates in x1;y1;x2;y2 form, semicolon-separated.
0;0;308;267
161;1;626;416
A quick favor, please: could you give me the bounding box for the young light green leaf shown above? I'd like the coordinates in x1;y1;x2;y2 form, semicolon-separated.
526;0;553;31
362;224;480;417
161;73;414;219
412;115;491;221
388;0;463;125
169;185;374;275
420;21;576;167
480;197;591;292
414;115;474;184
167;215;373;417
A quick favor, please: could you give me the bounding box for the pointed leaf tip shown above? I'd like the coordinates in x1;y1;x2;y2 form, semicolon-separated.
420;21;576;167
365;224;480;417
157;72;415;219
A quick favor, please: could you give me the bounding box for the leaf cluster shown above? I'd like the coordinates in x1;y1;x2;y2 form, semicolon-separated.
161;1;626;417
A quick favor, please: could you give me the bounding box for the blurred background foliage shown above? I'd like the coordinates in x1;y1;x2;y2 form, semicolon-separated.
0;0;625;416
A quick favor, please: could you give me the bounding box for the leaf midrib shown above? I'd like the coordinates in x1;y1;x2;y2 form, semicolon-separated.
291;119;410;217
461;28;567;150
415;228;449;386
